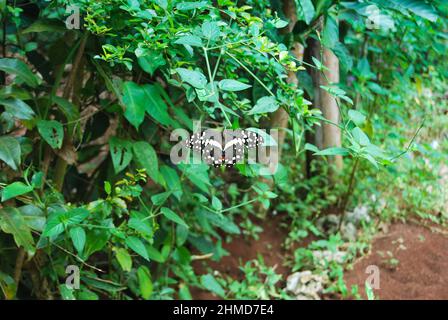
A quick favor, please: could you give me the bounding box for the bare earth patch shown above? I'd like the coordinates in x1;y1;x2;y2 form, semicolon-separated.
344;222;448;300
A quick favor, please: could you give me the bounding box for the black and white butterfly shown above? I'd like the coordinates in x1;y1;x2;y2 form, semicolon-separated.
184;129;264;167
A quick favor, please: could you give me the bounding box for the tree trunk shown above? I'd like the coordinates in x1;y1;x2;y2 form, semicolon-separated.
310;37;343;171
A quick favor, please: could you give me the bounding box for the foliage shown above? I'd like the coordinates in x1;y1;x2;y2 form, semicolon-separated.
0;0;446;300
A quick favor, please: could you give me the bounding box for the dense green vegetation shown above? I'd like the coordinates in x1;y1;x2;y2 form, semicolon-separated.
0;0;446;300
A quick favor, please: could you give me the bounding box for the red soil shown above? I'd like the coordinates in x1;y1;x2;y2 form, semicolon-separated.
344;222;448;300
191;216;448;300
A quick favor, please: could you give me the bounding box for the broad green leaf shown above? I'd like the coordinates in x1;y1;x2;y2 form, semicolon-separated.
247;96;279;115
0;207;35;255
143;84;174;126
22;19;66;33
211;196;222;211
314;147;350;156
175;68;207;89
201;21;220;41
200;274;225;297
128;212;153;237
19;204;45;232
151;191;172;205
295;0;316;25
37;120;64;149
1;181;33;202
0;58;41;87
31;172;44;188
174;35;203;47
114;247;132;272
122;81;146;129
43;208;89;238
42;211;65;238
375;0;438;22
0;272;17;300
59;284;76;300
65;208;89;225
109;137;133;174
348;110;366;126
137;52;166;76
176;224;189;246
137;266;153;299
176;1;208;11
125;236;149;261
132;141;160;183
145;246;165;263
0;136;21;170
160;207;188;228
322;15;338;49
50;96;79;122
160;165;182;200
352;127;370;146
0;99;35;120
70;227;86;254
178;283;192;300
218;79;251;91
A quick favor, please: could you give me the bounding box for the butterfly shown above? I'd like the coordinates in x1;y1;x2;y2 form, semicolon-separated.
184;129;264;167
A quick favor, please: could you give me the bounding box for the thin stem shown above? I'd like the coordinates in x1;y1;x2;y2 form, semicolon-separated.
338;157;360;231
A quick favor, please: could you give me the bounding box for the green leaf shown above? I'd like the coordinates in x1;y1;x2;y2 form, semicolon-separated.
37;120;64;149
143;84;174;126
0;136;21;170
50;96;79;123
22;19;66;33
31;172;44;188
128;212;153;237
201;21;220;41
314;147;350;156
70;227;86;254
137;266;153;299
0;99;35;120
132;141;160;184
352;127;370;146
175;68;207;89
218;79;251;91
211;196;222;211
160;165;182;200
42;211;65;238
114;247;132;272
0;58;41;87
151;191;171;205
174;35;203;47
322;15;338;49
160;207;188;228
125;236;149;261
295;0;316;25
145;246;165;263
43;208;89;238
122;81;146;129
247;96;279;115
348;110;366;126
376;0;438;22
178;283;192;300
0;271;17;300
176;1;208;11
0;207;35;255
59;284;76;300
1;181;33;202
200;274;225;297
109;137;133;174
137;52;166;76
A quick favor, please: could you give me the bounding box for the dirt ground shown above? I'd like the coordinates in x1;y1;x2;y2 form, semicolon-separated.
192;216;448;300
344;222;448;300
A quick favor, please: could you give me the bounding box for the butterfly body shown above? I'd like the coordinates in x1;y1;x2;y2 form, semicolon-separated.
184;130;263;167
